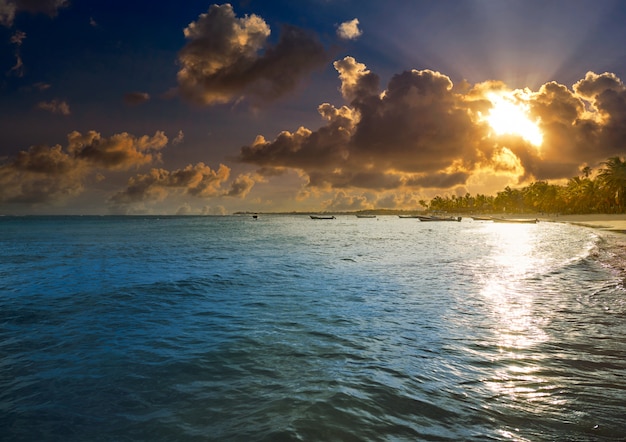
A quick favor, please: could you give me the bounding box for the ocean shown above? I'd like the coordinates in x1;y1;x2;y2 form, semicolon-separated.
1;215;625;441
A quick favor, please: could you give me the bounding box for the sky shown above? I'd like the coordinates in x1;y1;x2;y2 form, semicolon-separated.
1;0;626;215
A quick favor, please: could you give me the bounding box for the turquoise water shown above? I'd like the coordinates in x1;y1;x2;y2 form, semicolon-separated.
1;215;625;441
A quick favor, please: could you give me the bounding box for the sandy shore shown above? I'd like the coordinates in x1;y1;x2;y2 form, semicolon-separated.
540;214;626;233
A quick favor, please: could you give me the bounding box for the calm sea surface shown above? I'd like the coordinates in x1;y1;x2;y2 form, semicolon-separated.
1;215;625;441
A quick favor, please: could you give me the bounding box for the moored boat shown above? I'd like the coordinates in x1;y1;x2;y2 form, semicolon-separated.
492;217;538;224
419;216;462;222
310;215;336;220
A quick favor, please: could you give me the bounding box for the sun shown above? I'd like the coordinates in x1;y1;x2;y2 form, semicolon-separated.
484;92;543;146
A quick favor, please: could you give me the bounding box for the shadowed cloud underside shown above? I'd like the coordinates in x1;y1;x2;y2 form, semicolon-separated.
1;1;625;214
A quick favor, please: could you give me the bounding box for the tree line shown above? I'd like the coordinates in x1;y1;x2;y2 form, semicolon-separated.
421;156;626;215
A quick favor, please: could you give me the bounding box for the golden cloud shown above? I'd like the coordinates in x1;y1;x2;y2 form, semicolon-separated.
239;57;626;196
0;130;169;204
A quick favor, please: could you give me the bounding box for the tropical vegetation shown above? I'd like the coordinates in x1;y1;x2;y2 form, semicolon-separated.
424;156;626;215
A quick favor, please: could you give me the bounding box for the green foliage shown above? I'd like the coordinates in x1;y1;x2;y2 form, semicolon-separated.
426;156;626;214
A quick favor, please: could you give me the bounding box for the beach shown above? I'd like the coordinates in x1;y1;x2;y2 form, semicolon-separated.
544;214;626;233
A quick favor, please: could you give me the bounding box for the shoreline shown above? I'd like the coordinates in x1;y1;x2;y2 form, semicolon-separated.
471;214;626;278
539;214;626;234
475;213;626;233
544;214;626;281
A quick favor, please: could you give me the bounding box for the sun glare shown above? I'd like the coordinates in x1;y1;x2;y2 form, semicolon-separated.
485;92;543;146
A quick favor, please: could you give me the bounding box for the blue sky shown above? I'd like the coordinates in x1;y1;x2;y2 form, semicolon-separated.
1;0;626;214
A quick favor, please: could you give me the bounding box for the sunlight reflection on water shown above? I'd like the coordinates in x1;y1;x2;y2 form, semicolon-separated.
475;223;564;437
1;216;625;441
478;223;549;349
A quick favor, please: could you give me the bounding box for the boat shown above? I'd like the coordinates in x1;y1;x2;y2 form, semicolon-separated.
398;215;421;218
492;217;538;224
310;215;336;220
471;216;492;221
356;214;376;218
419;216;462;222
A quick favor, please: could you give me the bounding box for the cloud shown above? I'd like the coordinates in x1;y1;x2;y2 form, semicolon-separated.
337;18;362;41
239;56;483;191
177;3;329;105
8;30;25;76
0;130;168;204
35;99;70;115
67;130;168;170
0;0;68;26
172;130;184;145
108;162;231;206
225;173;255;198
238;57;626;197
14;0;67;16
9;28;24;44
176;203;192;215
33;81;50;91
0;144;88;203
0;1;17;26
123;91;150;106
323;190;371;211
201;205;227;215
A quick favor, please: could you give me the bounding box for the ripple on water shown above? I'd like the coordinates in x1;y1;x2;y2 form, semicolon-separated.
1;216;625;441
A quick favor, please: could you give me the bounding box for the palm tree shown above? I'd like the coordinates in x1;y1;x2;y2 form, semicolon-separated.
597;157;626;212
581;166;592;178
566;177;597;213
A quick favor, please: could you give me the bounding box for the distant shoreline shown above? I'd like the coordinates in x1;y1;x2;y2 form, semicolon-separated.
3;212;626;233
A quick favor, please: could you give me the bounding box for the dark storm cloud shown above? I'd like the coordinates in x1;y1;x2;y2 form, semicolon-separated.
177;3;329;105
0;131;168;204
238;56;626;193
